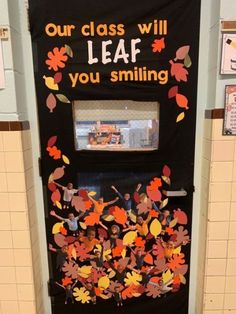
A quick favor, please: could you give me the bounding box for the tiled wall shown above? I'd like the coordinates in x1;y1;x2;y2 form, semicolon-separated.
0;128;43;314
203;116;236;314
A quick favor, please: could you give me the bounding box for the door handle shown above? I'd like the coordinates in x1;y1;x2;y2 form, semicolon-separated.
162;189;187;197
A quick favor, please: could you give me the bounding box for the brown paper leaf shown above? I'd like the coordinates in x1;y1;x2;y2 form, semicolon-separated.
56;94;71;103
65;44;73;58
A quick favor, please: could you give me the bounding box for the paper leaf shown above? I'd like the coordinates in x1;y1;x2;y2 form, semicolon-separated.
98;276;110;289
162;176;171;185
62;154;70;164
150;219;162;237
173;209;188;225
168;86;178;99
53;166;65;180
43;76;59;90
159;198;168;209
179;274;186;284
55;201;62;209
102;215;115;222
52;222;64;234
184;54;192;68
176;94;189;109
46;93;57;113
169;218;178;228
173;246;181;254
47;136;57;148
128;212;137;223
48;173;54;183
79;222;87;230
54;72;62;84
162;269;173;284
175;45;190;60
88;191;96;196
56;94;71;103
65;44;73;58
163;165;171;177
176;112;185;123
144;253;154;265
123;231;137;245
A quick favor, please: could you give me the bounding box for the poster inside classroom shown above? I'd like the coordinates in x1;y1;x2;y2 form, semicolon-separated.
28;0;201;313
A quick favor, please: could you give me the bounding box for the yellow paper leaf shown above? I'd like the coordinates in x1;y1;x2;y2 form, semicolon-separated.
98;276;110;289
159;198;168;209
162;269;173;285
43;75;59;90
102;215;115;222
79;266;92;278
149;219;162;237
169;217;178;228
52;222;64;234
176;112;185;123
123;231;137;245
133;293;141;297
56;94;70;103
88;191;96;196
79;222;87;230
55;201;62;209
62;154;70;165
71;247;77;260
173;246;181;254
179;274;186;284
129;212;137;223
107;269;116;279
121;249;126;259
48;173;54;183
162;176;171;185
99;294;110;299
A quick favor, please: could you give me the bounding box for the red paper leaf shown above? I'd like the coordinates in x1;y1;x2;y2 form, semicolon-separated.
46;93;57;113
53;166;65;180
51;189;61;203
79;189;89;200
133;191;140;203
146;177;162;201
169;61;188;82
176;93;189;109
175;45;190;60
173;209;188;225
54;72;62;84
168;86;178;99
48;182;57;192
113;206;127;225
47;136;58;148
144;253;153;265
84;212;100;226
62;277;72;286
163;165;171;177
152;37;165;53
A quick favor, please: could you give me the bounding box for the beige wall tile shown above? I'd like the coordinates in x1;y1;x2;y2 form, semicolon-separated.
10;212;28;230
228;241;236;258
209;183;232;202
0;133;3;152
0;213;11;231
210;162;233;182
229;222;236;239
2;132;22;152
13;249;32;267
0;232;12;248
12;231;31;249
208;202;230;221
4;152;24;173
231;202;236;221
226;259;236;276
224;293;236;309
206;259;226;276
204;293;224;310
203;139;212;160
19;301;36;314
212;119;234;141
225;276;236;293
23;149;32;171
0;153;6;172
204;311;223;314
6;173;26;193
0;267;16;284
21;131;31;151
208;222;229;240
224;311;236;314
17;284;35;301
8;193;27;212
0;174;7;193
204;119;212;140
15;267;33;284
0;250;14;266
0;194;9;212
212;141;235;161
205;276;226;293
231;183;236;202
1;301;19;314
207;241;228;258
0;284;18;301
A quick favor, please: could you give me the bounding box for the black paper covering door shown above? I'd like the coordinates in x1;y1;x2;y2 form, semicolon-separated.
28;0;201;313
